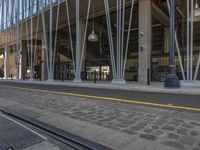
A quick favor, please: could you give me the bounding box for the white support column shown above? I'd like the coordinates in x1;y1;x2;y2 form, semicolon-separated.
29;0;34;81
103;0;135;84
186;0;190;81
112;0;126;84
190;0;194;81
48;2;53;81
15;0;20;80
80;20;87;76
73;0;81;82
73;0;91;82
4;0;9;79
138;0;152;84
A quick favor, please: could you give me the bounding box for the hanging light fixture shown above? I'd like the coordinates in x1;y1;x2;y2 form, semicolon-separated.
194;0;200;17
88;4;99;42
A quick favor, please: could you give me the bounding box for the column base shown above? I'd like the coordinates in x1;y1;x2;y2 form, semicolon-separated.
164;68;180;88
47;79;54;82
181;80;200;87
111;79;126;84
73;79;82;83
29;78;34;81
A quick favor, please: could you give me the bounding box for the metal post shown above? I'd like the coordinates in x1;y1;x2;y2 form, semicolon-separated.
190;0;194;81
164;0;180;88
49;2;53;81
187;0;190;80
147;68;150;85
73;0;82;82
4;0;9;79
94;70;96;84
29;0;34;80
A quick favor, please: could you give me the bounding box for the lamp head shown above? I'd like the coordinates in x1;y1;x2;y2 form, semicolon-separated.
88;30;99;42
194;2;200;17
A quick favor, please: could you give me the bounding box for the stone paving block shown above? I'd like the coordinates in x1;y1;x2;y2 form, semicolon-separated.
143;128;154;134
167;133;180;140
191;130;199;136
140;134;158;140
177;128;188;135
152;130;164;137
182;123;194;128
162;125;175;131
121;129;137;135
152;125;159;129
153;118;166;126
131;125;145;131
190;122;200;127
179;136;197;146
161;141;185;149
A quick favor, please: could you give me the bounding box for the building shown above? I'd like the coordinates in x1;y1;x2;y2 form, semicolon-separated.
0;0;200;85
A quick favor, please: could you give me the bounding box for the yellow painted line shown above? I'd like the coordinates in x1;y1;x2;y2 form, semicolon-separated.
0;84;200;112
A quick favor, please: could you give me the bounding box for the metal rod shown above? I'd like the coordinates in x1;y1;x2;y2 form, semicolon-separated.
33;12;40;68
190;0;194;80
49;2;53;80
52;2;60;75
104;0;116;79
121;0;125;79
169;0;175;67
187;0;190;80
79;0;92;75
175;32;186;80
75;0;81;81
123;0;135;77
40;1;50;77
30;0;34;80
65;0;76;75
194;53;200;80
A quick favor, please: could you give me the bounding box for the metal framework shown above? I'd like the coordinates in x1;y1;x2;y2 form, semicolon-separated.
0;0;199;85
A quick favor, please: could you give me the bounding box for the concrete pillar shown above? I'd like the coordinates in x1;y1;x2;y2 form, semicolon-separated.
138;0;152;84
164;27;169;53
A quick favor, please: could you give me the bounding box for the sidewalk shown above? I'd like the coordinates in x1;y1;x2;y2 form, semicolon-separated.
1;79;200;95
0;86;200;150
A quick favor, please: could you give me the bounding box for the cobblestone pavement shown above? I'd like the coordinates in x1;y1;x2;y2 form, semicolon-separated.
0;87;200;150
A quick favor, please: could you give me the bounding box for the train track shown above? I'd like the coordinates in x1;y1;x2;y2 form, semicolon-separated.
0;108;112;150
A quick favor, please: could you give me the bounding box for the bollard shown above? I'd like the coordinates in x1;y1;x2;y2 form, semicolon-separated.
147;68;150;85
23;73;25;80
62;70;64;82
94;71;96;84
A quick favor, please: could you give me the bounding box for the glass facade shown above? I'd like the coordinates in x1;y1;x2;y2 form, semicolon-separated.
0;0;60;30
0;0;200;82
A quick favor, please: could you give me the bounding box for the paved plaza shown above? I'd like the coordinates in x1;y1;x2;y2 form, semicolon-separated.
0;84;199;150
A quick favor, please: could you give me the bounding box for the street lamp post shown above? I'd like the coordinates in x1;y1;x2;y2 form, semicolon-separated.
164;0;180;88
